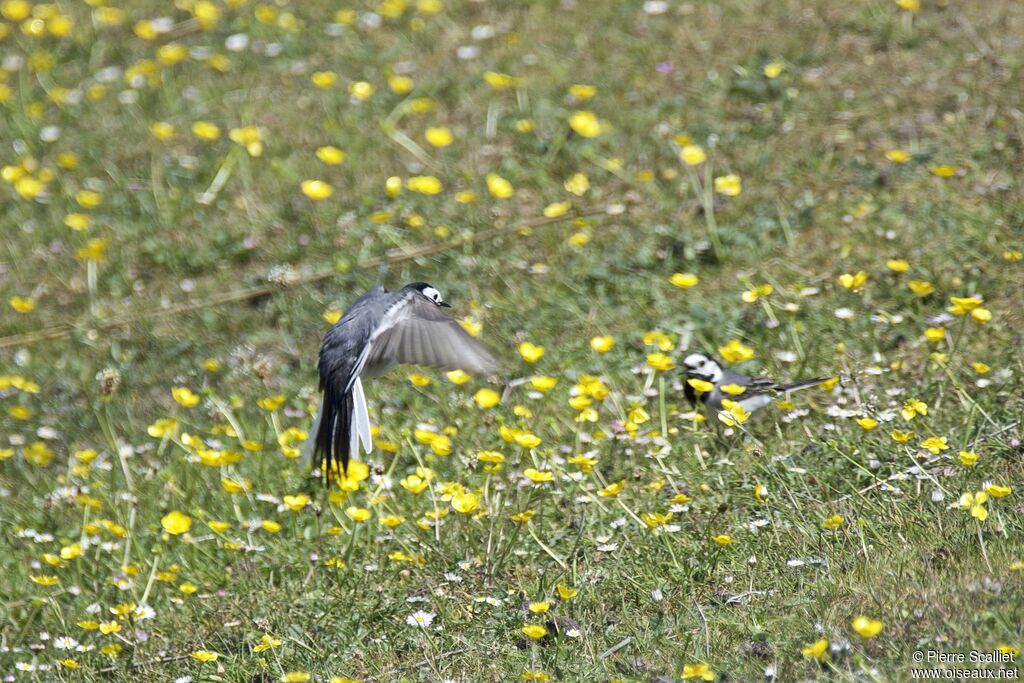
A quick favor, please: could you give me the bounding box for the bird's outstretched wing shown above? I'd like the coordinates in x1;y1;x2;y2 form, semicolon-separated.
349;292;498;390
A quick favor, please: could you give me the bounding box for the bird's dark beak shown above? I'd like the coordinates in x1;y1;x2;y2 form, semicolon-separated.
439;300;452;308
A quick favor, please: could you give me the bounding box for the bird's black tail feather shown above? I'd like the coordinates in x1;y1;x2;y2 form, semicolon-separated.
313;385;351;480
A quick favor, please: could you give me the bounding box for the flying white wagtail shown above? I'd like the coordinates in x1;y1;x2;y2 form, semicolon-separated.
309;282;498;478
681;352;831;414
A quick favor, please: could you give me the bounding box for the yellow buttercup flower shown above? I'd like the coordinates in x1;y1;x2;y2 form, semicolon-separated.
564;172;589;196
76;189;103;209
644;330;674;351
530;376;558;392
316;146;346;165
851;616;883;638
191;121;221;141
543;201;571;218
801;638;829;659
569;83;596;100
920;436;949;454
477;450;505;464
30;574;60;586
446;369;471;384
253;634;282;653
486;173;514;198
681;663;715;681
568;110;605;138
474;388;500;408
407;175;443;195
9;296;35;313
598;480;625;498
388;74;414;94
451;490;480;513
718;339;754;363
957;491;989;521
523;467;553;483
838;271;868;290
311;71;336;89
679;145;706;166
984;483;1012;498
172;387;200;408
741;284;773;303
518;341;545;363
713;174;741;196
301;179;333;200
856;417;878;431
283;494;310;511
970;307;992;324
99;620;122;634
948;295;983;315
958;450;979;466
821;515;844;530
521;624;547;640
885;149;911;163
718;401;750;427
647;353;675;372
424;126;453;147
908;280;934;296
900;398;927;421
687;378;714;394
670;272;699;289
483;71;517;90
346;507;371;522
161;511;192;535
890;429;914;443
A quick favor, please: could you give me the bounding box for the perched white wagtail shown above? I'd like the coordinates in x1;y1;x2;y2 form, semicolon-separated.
309;282;498;478
681;352;831;414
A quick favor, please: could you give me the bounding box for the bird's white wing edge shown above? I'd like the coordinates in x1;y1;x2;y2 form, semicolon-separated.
351;376;373;457
302;401;323;461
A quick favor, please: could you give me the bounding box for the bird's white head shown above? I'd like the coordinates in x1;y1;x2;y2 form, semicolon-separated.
683;353;722;382
407;282;451;307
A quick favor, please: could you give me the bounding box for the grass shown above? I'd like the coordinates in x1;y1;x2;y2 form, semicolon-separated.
1;0;1023;680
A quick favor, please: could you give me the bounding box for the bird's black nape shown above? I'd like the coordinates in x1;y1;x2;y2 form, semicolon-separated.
403;281;450;307
402;281;435;293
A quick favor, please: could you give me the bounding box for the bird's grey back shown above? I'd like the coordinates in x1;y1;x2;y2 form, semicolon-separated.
718;367;757;386
319;286;394;389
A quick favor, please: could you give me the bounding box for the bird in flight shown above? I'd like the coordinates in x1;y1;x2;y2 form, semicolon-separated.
309;282;498;479
681;352;832;414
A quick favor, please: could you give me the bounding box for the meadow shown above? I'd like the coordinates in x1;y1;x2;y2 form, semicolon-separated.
1;0;1023;680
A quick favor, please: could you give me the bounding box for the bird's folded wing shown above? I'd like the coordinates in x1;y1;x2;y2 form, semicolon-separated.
743;377;781;394
350;295;498;390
